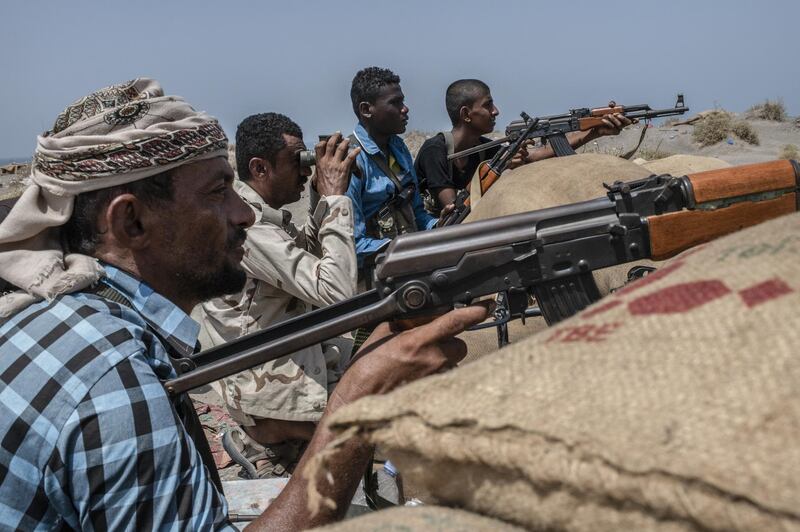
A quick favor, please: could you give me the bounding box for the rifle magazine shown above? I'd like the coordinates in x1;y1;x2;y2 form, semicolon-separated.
531;272;602;325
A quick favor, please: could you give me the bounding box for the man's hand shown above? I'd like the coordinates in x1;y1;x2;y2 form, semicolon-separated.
509;139;535;168
436;203;456;227
333;301;493;404
313;133;361;197
592;102;635;138
251;302;493;531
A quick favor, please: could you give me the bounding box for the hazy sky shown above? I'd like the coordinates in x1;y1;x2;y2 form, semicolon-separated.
1;0;798;159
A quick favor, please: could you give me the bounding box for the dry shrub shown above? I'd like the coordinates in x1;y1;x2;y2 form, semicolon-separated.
578;141;625;157
692;111;732;146
692;111;759;146
637;144;673;160
731;120;760;145
780;144;799;160
746;99;787;121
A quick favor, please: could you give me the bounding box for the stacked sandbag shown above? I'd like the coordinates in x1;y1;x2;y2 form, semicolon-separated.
328;212;800;531
467;153;652;222
459;317;548;365
312;506;524;532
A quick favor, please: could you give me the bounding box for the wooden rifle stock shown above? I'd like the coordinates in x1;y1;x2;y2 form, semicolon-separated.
686;159;797;202
476;162;502;196
454;162;502;213
647;160;799;260
577;116;619;131
589;105;626;117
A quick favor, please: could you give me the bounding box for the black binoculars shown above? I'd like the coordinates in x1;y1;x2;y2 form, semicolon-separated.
298;135;359;168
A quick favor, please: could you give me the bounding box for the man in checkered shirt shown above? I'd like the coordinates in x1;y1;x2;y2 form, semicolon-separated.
0;79;490;530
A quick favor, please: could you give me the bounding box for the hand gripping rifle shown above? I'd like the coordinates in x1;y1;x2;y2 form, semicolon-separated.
164;159;799;397
441;95;690;226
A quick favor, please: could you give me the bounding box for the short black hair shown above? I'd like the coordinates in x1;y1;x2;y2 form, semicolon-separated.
350;67;401;117
235;113;303;180
64;170;174;255
445;79;491;126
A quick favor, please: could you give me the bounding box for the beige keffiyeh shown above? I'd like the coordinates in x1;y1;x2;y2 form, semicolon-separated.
0;78;228;317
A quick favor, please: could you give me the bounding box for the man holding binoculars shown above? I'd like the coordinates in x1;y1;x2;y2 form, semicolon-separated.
195;112;361;479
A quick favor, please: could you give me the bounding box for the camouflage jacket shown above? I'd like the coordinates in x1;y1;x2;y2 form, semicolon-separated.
196;180;357;347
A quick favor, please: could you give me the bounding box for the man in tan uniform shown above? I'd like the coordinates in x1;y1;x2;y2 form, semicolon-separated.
195;112;360;478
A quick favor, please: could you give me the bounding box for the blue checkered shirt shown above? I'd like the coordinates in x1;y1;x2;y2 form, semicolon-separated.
0;265;235;530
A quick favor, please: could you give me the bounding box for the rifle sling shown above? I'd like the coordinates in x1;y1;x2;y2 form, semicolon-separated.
349;134;406;193
621;124;649;160
443;130;455;182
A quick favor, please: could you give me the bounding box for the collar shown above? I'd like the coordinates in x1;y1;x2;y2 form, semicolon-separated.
98;264;200;359
353;122;407;158
235;179;292;227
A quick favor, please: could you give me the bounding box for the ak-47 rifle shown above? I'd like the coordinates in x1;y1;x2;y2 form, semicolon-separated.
164;159;799;397
441;94;689;227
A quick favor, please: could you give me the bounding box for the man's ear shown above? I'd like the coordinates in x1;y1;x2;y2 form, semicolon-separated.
459;105;471;124
102;193;150;250
358;101;372;119
248;156;272;182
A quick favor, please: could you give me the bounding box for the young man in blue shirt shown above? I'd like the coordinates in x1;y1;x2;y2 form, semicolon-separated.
346;67;451;269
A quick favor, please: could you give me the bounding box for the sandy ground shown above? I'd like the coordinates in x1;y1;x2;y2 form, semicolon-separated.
577;117;800;165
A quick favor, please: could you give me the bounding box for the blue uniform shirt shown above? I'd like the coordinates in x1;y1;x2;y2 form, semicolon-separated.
346;123;437;267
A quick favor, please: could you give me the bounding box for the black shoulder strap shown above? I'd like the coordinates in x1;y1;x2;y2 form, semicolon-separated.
87;283;225;493
442;131;455;181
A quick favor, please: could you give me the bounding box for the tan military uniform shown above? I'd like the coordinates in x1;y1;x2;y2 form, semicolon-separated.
194;180;357;425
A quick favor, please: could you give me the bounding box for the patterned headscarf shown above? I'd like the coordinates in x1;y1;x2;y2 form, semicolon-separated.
0;78;228;317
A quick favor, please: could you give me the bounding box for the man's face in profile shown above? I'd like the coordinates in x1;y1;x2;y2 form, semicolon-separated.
270;134;313;207
151;157;253;302
369;83;409;136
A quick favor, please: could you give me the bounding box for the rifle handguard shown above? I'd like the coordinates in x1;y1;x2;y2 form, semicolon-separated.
647;160;800;260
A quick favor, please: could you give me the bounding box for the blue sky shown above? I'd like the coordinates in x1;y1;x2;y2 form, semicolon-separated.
1;0;798;159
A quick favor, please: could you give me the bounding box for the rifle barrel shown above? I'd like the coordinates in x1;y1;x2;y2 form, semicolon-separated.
448;136;511;161
164;290;395;396
625;106;689;120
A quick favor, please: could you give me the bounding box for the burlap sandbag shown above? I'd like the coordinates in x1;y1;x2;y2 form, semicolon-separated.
312;506;524;532
468;154;652;222
459;317;549;365
329;212;800;531
639;154;730;175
